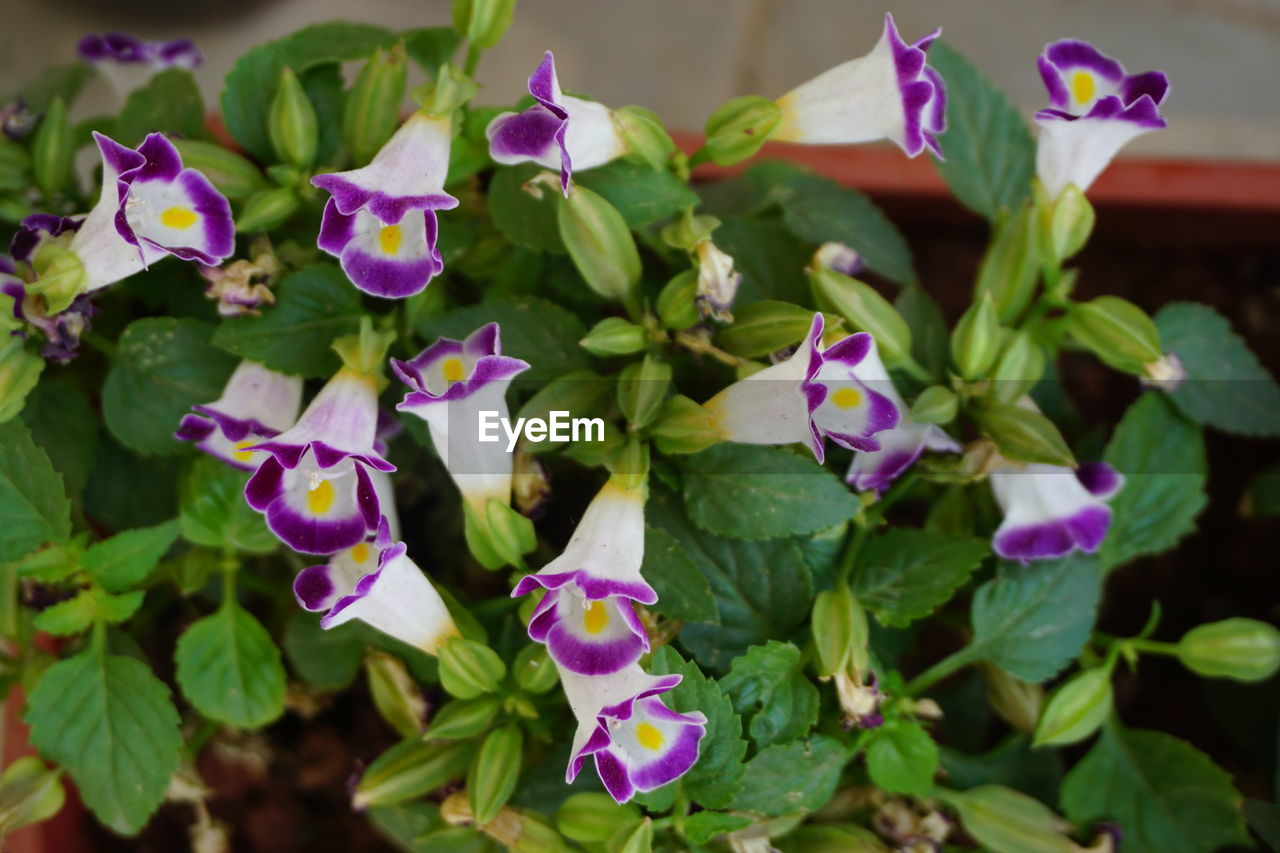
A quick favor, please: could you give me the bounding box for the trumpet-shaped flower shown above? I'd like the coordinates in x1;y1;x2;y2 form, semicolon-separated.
989;461;1124;563
773;13;946;158
486;51;628;194
844;339;960;493
1035;40;1169;198
176;360;303;471
393;323;529;512
245;367;393;554
313;112;459;299
560;664;706;804
294;517;458;655
513;480;653;675
704;314;899;463
78;33;202;96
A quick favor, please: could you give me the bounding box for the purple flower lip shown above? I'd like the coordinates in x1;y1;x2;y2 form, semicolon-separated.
1035;39;1169;129
78;33;202;69
989;461;1125;563
800;315;902;463
392;322;530;408
883;13;946;157
10;214;83;265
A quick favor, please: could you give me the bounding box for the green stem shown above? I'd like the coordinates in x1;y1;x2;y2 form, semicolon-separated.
896;355;934;383
463;44;482;77
220;553;239;609
876;469;920;517
835;522;870;587
80;330;118;360
1125;638;1179;656
904;646;976;696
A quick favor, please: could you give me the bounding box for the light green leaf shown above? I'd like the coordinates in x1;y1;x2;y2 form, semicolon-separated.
33;588;145;635
82;520;180;592
720;641;819;748
937;784;1077;853
682;812;753;845
115;69;204;147
0;419;70;563
175;601;287;728
854;529;989;627
866;719;940;797
729;736;849;816
574;160;699;229
179;457;278;554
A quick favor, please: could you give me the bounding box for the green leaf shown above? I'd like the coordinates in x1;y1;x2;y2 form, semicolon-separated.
928;41;1035;220
220;22;396;161
1061;722;1248;853
7;63;91;113
415;297;589;384
211;264;363;378
1100;393;1206;571
866;719;940;797
179;457;278;554
712;217;811;305
641;525;719;623
103;318;237;456
645;646;747;809
719;641;819;748
682;811;753;845
26;645;182;835
678;444;859;540
574;160;699;228
21;379;98;503
175;601;287;728
896;284;949;378
283;611;366;690
1244;800;1280;852
402;27;462;74
1155;302;1280;437
966;554;1101;682
114;69;205;147
729;736;849;816
487;162;566;253
84;437;180;532
853;529;989;627
0;419;70;563
33;589;145;635
298;63;346;166
82;520;180;592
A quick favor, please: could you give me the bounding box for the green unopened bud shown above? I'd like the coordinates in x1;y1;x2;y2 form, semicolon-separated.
32;97;73;197
29;244;86;314
608;817;653;853
982;664;1044;735
909;386;959;425
716;300;815;358
353;739;474;809
425;696;503;740
811;584;868;677
469;724;523;825
464;498;536;570
656;269;700;330
660;210;720;252
702;95;781;166
513;644;559;694
438;637;507;699
617;354;671;430
650;395;719;455
268;66;318;168
936;785;1079;853
515;369;612;454
556;793;641;843
990;331;1047;404
581;317;647;357
1037;181;1095;264
366;651;427;738
172;139;266;200
453;0;516;48
559;185;641;305
1176;618;1280;682
1067;296;1162;375
1033;666;1113;747
415;64;478;117
975;203;1040;323
950;292;1002;380
809;268;912;366
512;811;574;853
332;317;395;376
236;186;300;233
614;106;674;171
0;340;43;424
975;403;1075;468
0;756;65;837
344;44;408;165
784;824;888;852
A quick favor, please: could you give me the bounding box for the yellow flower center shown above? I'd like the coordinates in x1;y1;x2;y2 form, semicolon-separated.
636;722;665;751
442;357;466;384
350;542;370;564
231;440;255;463
831;387;863;409
379;224;402;255
307;478;336;515
160;206;198;229
1071;70;1095;105
582;600;608;635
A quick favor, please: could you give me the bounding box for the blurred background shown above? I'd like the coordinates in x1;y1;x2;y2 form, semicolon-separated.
2;0;1279;161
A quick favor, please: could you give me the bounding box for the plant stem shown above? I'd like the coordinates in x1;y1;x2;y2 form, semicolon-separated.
1125;638;1179;656
80;330;118;360
903;647;976;696
897;355;934;383
463;44;482;77
835;522;869;587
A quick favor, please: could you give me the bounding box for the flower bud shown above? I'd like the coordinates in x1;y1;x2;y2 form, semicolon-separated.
608;818;654;853
982;664;1043;735
172;139;267;200
617;354;672;430
614;106;675;171
453;0;516;48
974;204;1039;323
32;97;73;197
950;291;1002;380
1140;352;1186;392
425;696;503;740
974;403;1075;468
469;723;523;825
464;498;537;571
512;643;559;695
0;340;43;423
556;792;641;843
650;394;720;455
1037;181;1095;265
656;269;700;330
268;66;319;168
660;211;720;252
937;785;1079;853
0;756;64;837
513;812;574;853
558;185;641;304
812;584;866;677
716;300;816;358
702;95;781;166
812;242;865;278
695;240;741;322
1033;666;1112;747
909;386;959;425
1177;618;1280;682
581;317;647;357
809;268;912;366
235;186;300;233
990;331;1047;405
352;739;474;809
1067;296;1163;375
365;650;427;738
438;637;507;699
344;44;408;166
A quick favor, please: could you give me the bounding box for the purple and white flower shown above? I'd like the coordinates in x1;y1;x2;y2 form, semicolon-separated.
813;242;866;278
773;13;946;158
703;314;900;464
393;323;529;512
78;33;202;96
694;240;741;322
989;460;1124;563
176;360;303;470
560;664;706;804
1034;40;1169;198
845;338;960;494
294;517;459;655
486;51;628;194
512;480;652;676
313;112;458;299
3;252;98;363
245;367;393;555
